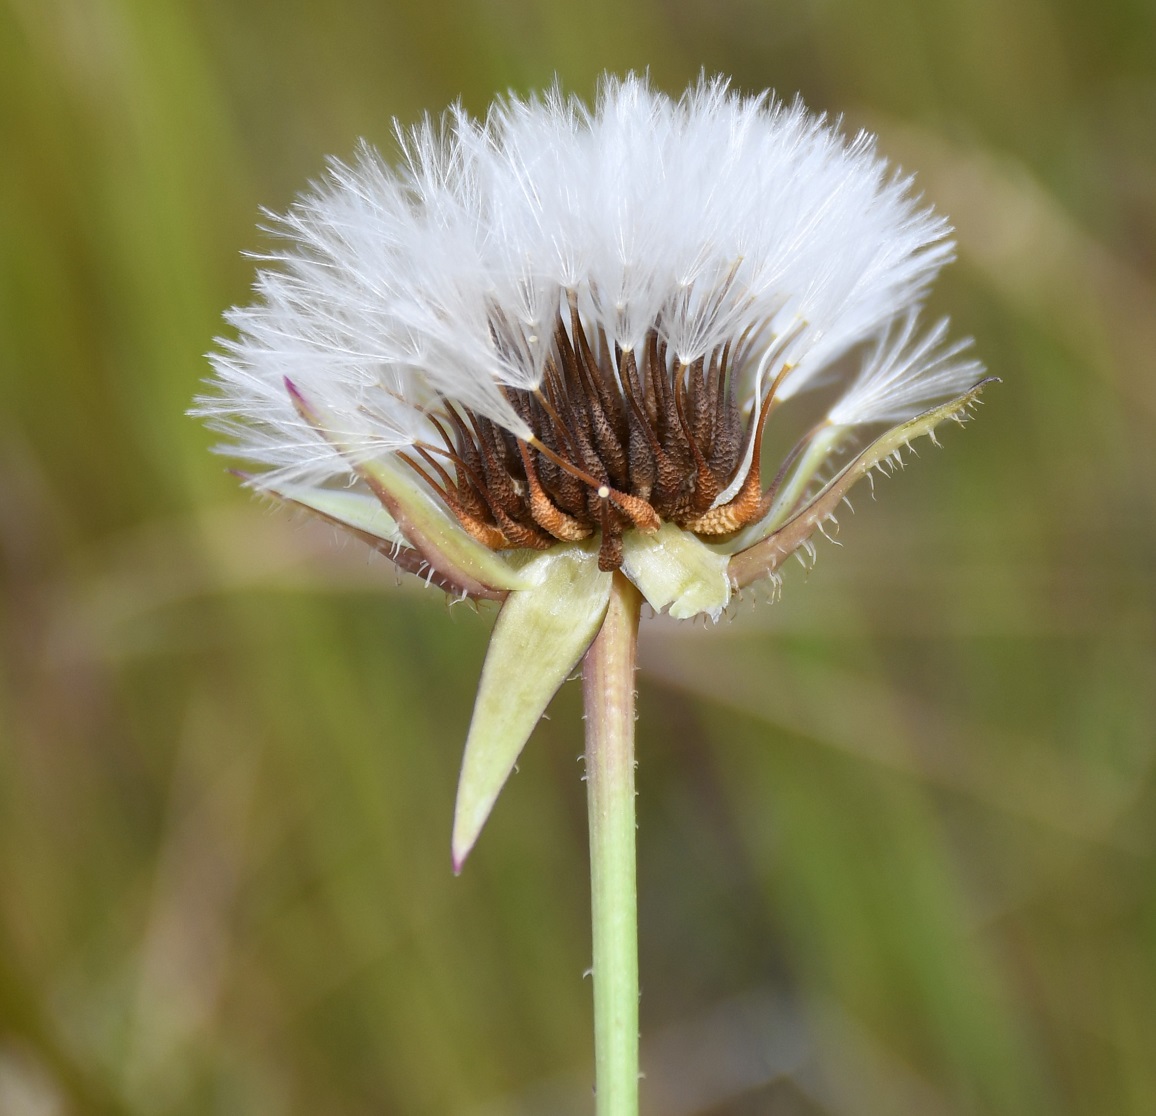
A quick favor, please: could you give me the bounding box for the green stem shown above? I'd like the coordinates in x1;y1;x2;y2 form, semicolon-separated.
582;572;643;1116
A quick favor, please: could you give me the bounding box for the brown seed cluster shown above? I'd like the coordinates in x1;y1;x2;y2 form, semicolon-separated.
401;307;778;571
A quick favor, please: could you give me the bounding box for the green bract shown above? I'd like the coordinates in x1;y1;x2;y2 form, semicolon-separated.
452;542;612;869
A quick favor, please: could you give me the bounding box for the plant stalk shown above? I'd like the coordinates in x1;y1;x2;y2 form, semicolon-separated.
582;572;643;1116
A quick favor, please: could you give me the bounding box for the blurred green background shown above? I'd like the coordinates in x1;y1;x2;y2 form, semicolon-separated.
3;0;1155;1112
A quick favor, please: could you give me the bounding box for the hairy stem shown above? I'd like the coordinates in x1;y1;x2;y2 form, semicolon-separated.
583;572;643;1116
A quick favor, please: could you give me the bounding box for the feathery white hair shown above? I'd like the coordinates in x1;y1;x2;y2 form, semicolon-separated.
199;73;980;487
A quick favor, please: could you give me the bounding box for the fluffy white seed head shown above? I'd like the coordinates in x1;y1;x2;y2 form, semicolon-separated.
199;73;979;489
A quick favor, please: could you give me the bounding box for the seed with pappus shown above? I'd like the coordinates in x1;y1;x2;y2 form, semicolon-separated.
195;73;994;863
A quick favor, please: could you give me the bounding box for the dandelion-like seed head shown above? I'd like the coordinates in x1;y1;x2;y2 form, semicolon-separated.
200;73;986;582
197;74;993;864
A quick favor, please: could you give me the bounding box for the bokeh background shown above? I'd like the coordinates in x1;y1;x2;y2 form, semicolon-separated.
3;0;1155;1112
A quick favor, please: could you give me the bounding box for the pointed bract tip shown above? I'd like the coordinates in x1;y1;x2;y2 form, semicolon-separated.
451;828;479;875
451;780;499;877
284;377;319;426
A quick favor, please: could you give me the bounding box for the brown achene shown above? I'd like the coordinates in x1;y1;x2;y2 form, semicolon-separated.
401;308;782;571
